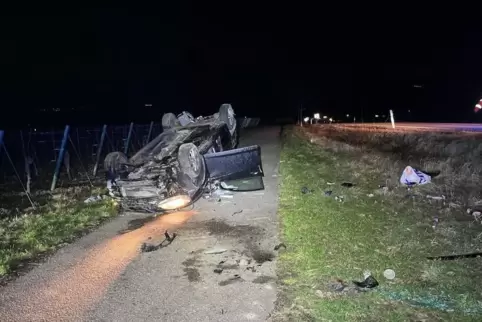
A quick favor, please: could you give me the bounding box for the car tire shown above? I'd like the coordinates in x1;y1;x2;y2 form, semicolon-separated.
162;112;181;131
177;143;206;196
219;104;236;135
104;151;129;177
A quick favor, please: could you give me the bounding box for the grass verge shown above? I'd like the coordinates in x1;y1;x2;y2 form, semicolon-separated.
273;127;482;321
0;192;118;278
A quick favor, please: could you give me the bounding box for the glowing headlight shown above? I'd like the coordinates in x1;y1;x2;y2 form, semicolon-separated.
158;195;191;210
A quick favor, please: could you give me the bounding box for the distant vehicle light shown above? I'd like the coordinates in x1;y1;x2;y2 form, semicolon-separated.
303;117;310;122
329;118;333;122
323;115;328;119
313;113;320;120
346;114;350;117
375;114;379;118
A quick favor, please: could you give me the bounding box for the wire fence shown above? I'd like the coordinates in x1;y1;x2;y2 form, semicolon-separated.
0;117;261;197
0;122;163;196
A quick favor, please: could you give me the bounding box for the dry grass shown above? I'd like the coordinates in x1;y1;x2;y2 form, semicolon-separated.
304;125;482;208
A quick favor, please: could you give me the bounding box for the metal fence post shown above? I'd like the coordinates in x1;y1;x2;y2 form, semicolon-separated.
50;125;70;191
0;130;4;150
146;121;154;145
93;124;107;176
124;122;134;155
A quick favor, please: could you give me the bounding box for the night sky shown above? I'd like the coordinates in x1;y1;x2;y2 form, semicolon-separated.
2;3;482;127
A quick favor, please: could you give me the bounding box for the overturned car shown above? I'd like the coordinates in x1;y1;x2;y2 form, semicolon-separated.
104;104;264;212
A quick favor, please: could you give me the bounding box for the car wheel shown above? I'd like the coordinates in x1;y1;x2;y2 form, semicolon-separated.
219;104;236;135
162;112;181;131
104;151;129;178
177;143;206;196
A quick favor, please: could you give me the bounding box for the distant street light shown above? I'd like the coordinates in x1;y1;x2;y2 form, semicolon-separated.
314;113;320;120
375;114;379;118
323;115;328;119
346;114;350;117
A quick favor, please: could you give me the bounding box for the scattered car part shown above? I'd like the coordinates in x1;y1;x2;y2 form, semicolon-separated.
301;186;313;194
383;269;396;280
274;243;287;251
353;275;379;289
341;182;355;187
427;252;482;260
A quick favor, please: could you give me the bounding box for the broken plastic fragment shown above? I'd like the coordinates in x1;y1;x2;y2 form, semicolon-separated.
383;269;396;280
353;275;379;289
301;186;313;194
341;182;355;187
204;248;228;254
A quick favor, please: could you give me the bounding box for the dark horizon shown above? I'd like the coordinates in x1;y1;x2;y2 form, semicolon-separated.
2;4;482;128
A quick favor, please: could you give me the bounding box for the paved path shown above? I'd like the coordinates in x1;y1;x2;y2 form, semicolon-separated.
0;127;281;322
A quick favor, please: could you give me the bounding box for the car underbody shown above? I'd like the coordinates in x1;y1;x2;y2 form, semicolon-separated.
104;104;264;213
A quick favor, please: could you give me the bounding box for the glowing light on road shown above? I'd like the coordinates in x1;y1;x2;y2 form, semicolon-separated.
0;210;197;320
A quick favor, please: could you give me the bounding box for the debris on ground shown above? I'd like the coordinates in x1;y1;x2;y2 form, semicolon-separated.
239;259;249;267
232;210;243;215
432;216;440;229
164;231;176;242
324;190;333;196
274;243;287;251
334;196;345;202
341;182;355;188
213;268;224;274
353;273;379;289
204;248;228;254
301;186;313;194
467;208;482;222
426;195;445;200
367;193;374;198
400;166;431;186
427;252;482;260
83;195;103;203
326;182;335;186
140;230;177;253
383;269;396;280
329;279;348;292
140;243;158;252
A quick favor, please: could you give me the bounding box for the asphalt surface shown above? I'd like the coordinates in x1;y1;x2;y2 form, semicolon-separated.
0;127;281;322
340;122;482;132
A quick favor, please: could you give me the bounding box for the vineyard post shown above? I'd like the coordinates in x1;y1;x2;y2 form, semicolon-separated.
146;121;154;145
50;125;70;191
93;124;107;176
124;122;134;155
